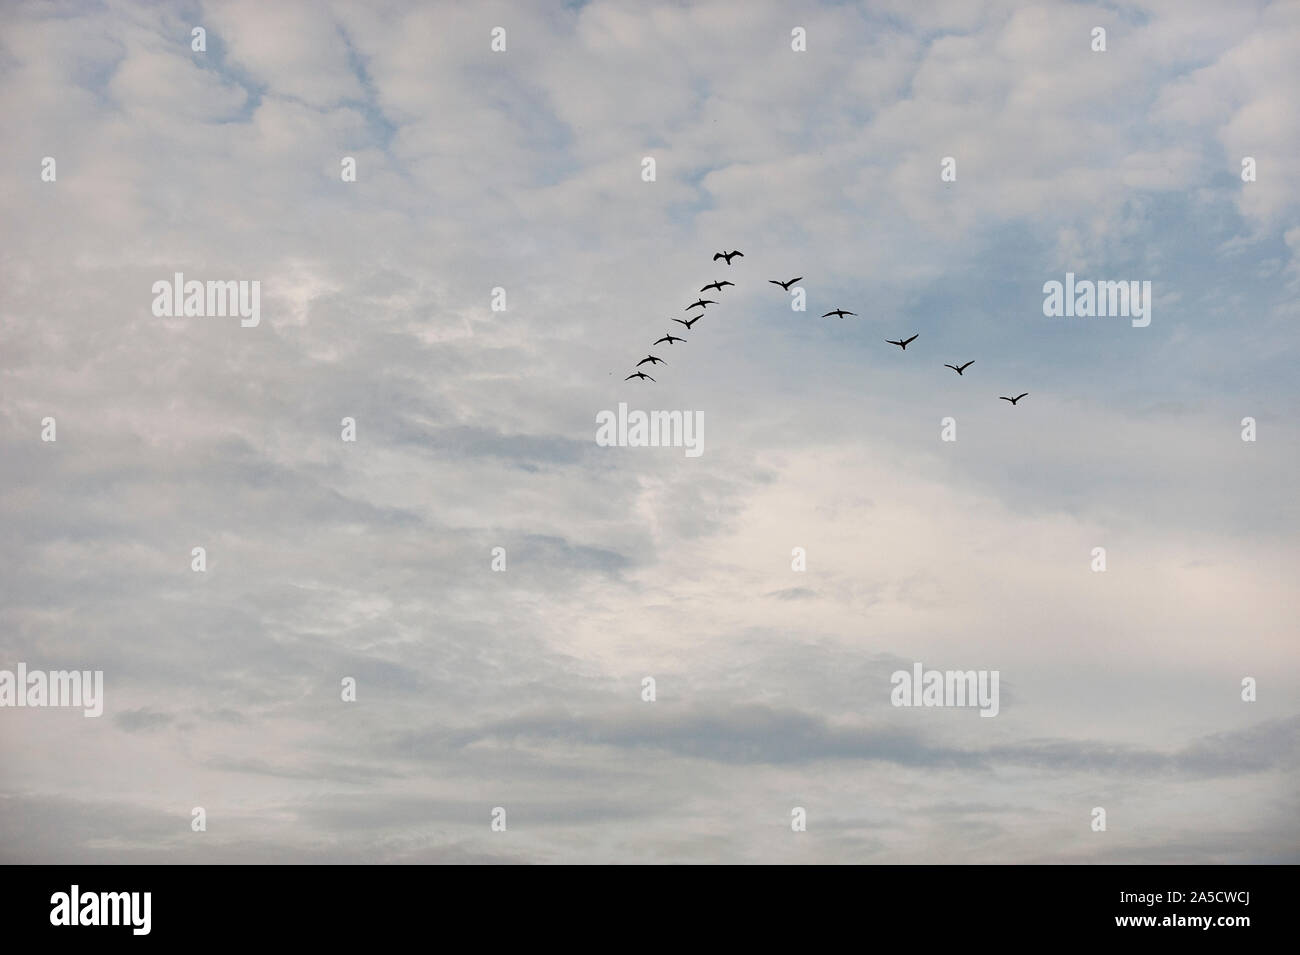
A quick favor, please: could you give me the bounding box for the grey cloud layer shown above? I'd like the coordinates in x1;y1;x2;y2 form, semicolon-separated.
1;0;1298;863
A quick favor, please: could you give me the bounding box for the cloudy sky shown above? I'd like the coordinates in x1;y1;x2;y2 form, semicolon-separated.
1;0;1297;864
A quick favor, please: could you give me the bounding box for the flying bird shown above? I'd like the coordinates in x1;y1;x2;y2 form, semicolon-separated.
701;280;734;293
945;361;975;375
823;309;856;319
769;277;803;290
886;334;919;350
673;315;702;329
686;299;717;310
713;250;744;264
625;371;655;382
999;393;1029;405
636;355;665;366
654;334;686;345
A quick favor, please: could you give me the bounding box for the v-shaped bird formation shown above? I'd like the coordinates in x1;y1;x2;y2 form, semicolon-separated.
621;250;1027;405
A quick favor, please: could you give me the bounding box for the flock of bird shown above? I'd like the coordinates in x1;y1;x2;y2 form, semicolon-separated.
622;250;1028;405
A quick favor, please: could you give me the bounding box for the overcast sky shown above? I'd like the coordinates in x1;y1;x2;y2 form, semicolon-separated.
1;0;1297;863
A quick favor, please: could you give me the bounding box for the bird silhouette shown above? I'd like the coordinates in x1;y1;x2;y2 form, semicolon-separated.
673;315;702;329
769;277;803;290
945;361;974;375
654;333;686;345
701;280;734;293
886;334;919;350
636;355;665;366
625;371;655;382
823;309;856;318
713;250;744;264
686;299;717;310
999;393;1029;405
